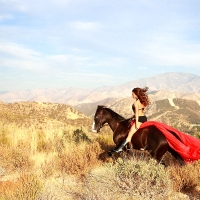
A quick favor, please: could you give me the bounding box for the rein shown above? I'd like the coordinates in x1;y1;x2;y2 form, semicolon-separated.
106;98;126;109
99;107;132;131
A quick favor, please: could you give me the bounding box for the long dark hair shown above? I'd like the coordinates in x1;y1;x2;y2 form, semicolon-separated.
132;87;150;107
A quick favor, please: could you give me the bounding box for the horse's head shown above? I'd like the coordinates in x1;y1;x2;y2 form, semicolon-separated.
92;105;107;133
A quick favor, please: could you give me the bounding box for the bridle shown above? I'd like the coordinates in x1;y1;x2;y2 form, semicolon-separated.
94;107;111;132
94;106;124;132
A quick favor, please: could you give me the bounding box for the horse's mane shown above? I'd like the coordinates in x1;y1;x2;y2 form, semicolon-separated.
105;107;125;121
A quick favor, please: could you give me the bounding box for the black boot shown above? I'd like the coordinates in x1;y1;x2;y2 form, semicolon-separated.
112;139;128;153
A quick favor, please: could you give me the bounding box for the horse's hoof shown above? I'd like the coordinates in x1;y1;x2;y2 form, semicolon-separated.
108;151;113;157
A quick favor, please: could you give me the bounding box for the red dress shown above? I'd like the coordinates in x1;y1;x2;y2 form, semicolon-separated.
140;121;200;163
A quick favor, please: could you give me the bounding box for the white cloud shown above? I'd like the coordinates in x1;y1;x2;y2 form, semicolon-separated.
55;72;127;86
139;37;200;69
0;42;92;71
133;17;200;70
0;0;70;13
137;67;148;70
71;21;100;32
0;42;40;58
87;57;127;68
0;14;13;21
0;42;46;70
46;54;91;70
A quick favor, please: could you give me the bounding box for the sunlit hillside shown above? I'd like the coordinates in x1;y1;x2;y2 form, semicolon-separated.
0;101;200;199
0;101;92;130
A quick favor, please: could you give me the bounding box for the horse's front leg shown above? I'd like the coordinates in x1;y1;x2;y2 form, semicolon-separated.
113;127;129;145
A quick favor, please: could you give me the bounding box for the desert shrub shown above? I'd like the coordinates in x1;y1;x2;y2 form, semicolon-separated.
11;149;33;170
57;141;102;175
0;180;17;199
15;174;43;200
111;158;170;192
95;133;114;151
0;145;33;172
67;157;173;200
62;130;72;141
37;131;53;152
53;137;66;154
37;139;53;152
0;129;11;146
169;160;200;193
193;131;200;139
16;139;31;150
40;159;57;179
72;128;91;144
0;174;43;200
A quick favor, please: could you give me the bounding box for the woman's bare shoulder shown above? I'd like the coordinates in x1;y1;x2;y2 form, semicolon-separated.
134;99;140;106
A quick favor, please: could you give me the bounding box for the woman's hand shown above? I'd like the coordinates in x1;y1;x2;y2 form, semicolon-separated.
135;123;139;130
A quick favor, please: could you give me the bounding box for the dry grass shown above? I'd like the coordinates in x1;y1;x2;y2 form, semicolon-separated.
62;157;189;200
57;142;102;176
168;160;200;198
0;122;200;199
0;173;42;200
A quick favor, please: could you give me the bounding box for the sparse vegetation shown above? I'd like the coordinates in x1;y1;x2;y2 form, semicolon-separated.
0;100;200;199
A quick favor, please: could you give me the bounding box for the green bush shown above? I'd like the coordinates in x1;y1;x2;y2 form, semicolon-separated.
72;128;91;144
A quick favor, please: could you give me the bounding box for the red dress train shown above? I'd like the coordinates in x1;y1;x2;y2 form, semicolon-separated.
140;121;200;163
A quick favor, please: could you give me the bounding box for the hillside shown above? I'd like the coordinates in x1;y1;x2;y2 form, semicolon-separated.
0;72;200;105
148;98;200;133
76;97;200;135
0;101;91;131
0;97;200;137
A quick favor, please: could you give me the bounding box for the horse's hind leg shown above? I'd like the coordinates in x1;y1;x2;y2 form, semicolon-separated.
147;144;168;164
168;147;185;166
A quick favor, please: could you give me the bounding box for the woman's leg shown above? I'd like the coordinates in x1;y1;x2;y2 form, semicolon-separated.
126;122;142;142
112;122;142;153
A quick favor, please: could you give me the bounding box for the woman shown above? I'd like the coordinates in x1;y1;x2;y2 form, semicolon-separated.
113;87;150;153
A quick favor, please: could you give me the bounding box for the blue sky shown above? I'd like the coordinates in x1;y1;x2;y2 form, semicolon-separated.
0;0;200;91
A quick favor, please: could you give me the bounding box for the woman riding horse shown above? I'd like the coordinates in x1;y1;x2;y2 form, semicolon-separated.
112;87;150;153
93;104;200;164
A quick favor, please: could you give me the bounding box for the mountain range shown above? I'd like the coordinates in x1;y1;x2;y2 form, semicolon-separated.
0;72;200;106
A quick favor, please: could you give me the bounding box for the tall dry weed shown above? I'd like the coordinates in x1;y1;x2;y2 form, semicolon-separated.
0;174;43;200
95;133;114;152
0;145;33;172
14;174;43;200
168;160;200;196
58;141;102;175
0;129;11;146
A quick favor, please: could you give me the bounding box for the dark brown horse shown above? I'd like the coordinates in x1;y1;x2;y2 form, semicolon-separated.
92;105;185;165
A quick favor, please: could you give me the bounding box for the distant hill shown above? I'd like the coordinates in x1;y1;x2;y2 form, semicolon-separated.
75;90;200;116
149;98;200;134
0;72;200;105
0;101;91;131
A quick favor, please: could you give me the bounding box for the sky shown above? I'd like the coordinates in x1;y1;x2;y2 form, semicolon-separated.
0;0;200;92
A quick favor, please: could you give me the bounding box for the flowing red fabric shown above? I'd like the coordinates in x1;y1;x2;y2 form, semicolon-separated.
140;121;200;164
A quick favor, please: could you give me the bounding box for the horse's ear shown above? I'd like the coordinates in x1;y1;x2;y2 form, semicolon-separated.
97;105;106;109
